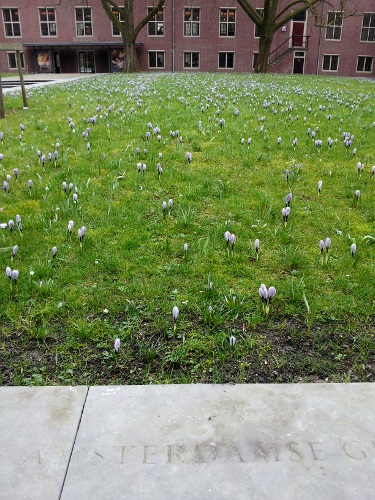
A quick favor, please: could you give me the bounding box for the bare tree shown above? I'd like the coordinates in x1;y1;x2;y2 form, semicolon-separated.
100;0;166;73
236;0;359;73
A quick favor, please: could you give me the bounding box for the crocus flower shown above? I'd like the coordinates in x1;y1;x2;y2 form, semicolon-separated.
16;214;21;225
8;220;14;232
230;233;236;252
172;306;179;332
285;169;289;182
319;240;325;253
285;193;292;206
224;231;231;246
157;163;162;176
254;238;260;260
68;220;74;234
73;193;78;203
168;198;173;210
0;223;6;229
185;152;192;163
11;269;19;283
3;181;9;193
12;245;18;258
229;335;236;347
350;243;356;257
162;201;167;216
6;266;12;279
62;181;67;192
13;168;18;179
52;246;57;258
114;338;121;352
183;243;188;253
277;137;282;145
318;180;322;194
28;179;33;191
69;183;74;193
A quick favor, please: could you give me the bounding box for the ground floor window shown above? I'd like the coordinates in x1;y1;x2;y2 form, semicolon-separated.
7;51;24;70
252;52;259;70
78;50;95;73
218;52;234;69
322;54;339;71
183;52;199;69
111;49;125;72
356;56;373;72
148;51;165;69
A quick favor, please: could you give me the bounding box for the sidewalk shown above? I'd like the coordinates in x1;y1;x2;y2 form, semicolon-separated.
1;73;96;94
0;383;374;499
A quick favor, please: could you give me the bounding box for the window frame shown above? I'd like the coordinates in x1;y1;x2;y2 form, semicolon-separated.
183;7;200;37
111;7;124;37
148;6;164;36
148;50;165;69
183;51;200;69
219;8;236;37
39;7;57;37
254;9;263;38
356;55;373;72
361;13;375;42
218;51;235;69
7;51;24;70
325;11;343;41
252;52;259;70
322;54;340;72
2;7;21;37
75;7;93;37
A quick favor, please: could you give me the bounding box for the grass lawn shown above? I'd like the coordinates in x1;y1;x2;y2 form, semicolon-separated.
0;72;374;385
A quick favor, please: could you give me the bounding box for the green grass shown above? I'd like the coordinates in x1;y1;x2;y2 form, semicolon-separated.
0;72;374;386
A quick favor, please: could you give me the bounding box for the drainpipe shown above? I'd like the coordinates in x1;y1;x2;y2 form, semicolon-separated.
172;0;175;72
316;1;324;75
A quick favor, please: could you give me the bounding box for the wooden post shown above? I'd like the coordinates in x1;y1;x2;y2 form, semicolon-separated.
0;77;4;118
16;49;28;109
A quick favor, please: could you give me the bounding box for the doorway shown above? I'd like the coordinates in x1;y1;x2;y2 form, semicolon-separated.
291;11;306;47
78;51;95;73
293;51;305;74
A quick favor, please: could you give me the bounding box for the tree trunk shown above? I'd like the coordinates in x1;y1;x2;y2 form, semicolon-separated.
123;39;139;73
255;33;273;73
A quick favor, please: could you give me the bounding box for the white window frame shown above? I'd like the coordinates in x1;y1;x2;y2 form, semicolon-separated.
356;55;373;72
39;7;57;37
111;7;124;37
75;7;93;37
361;13;375;42
183;51;200;69
254;9;263;38
7;51;24;70
2;7;21;37
219;8;236;37
148;50;165;69
183;7;200;37
147;6;164;36
218;51;235;69
322;54;340;72
325;11;343;41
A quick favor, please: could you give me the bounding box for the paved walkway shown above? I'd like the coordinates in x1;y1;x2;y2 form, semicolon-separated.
1;73;96;94
0;383;374;499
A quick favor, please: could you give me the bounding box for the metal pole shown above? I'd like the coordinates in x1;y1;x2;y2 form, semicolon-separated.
16;49;28;108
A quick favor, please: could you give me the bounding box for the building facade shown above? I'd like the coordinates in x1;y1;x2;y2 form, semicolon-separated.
0;1;374;78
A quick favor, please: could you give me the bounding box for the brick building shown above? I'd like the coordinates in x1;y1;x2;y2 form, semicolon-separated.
0;1;374;77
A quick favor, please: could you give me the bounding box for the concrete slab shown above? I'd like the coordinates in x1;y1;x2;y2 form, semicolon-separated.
0;386;88;500
62;383;375;500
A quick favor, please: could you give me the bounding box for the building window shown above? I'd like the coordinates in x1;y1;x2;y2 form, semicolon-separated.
361;13;375;42
183;52;199;68
148;7;164;36
149;51;165;68
39;8;57;37
252;52;259;70
184;7;200;36
219;8;236;37
2;8;21;37
325;12;343;40
218;52;234;69
356;56;373;72
254;9;263;38
322;54;339;71
112;8;124;36
7;51;24;70
75;7;92;36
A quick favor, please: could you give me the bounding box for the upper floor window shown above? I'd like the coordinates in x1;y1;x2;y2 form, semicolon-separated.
7;51;24;69
112;8;124;36
39;8;57;37
184;7;200;36
219;8;236;37
361;13;375;42
75;7;92;36
325;11;343;40
148;7;164;36
2;8;21;37
357;56;373;72
254;9;263;38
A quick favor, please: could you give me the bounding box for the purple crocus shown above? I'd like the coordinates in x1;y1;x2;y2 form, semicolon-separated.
11;269;19;283
229;335;236;347
172;306;179;332
285;193;292;206
28;179;33;191
73;193;78;204
12;245;18;258
114;338;121;352
62;181;67;192
68;220;74;234
224;231;231;246
13;168;18;179
6;266;12;280
52;246;57;259
8;220;14;232
350;243;356;257
318;180;322;194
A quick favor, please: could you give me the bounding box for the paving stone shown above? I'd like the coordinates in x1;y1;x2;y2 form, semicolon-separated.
62;383;375;499
0;386;88;500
